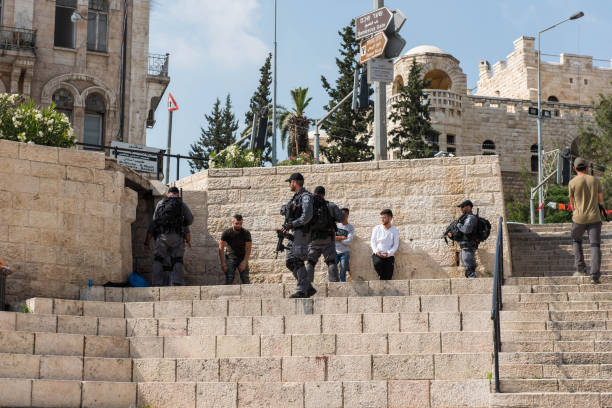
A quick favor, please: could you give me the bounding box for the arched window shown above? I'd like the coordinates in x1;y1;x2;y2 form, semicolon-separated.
482;140;496;155
84;93;106;148
530;144;538;172
392;76;404;95
547;96;559;102
52;89;74;123
87;0;108;52
423;70;452;90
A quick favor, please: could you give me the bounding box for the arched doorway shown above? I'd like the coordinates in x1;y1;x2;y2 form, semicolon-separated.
392;76;404;95
423;70;452;90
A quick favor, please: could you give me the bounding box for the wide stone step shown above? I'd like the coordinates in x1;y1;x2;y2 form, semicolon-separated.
490;391;611;408
0;330;492;358
502;330;612;342
500;320;612;331
0;378;492;408
25;293;496;318
78;278;494;302
0;352;492;383
499;363;612;379
497;378;612;393
1;310;494;337
500;310;611;322
516;292;612;303
503;301;612;311
499;352;612;365
502;340;612;352
505;276;612;286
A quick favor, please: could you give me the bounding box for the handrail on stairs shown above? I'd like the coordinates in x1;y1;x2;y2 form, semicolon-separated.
491;216;504;393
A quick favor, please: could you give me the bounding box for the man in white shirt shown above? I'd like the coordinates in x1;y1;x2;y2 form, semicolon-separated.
370;209;399;280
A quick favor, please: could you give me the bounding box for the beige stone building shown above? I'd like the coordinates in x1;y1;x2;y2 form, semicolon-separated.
0;0;169;147
388;37;611;197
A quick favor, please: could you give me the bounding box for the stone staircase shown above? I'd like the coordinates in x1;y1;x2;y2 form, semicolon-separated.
508;223;612;277
491;275;612;407
0;277;608;407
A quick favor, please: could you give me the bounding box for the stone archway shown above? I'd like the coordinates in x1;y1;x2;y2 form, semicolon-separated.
424;69;452;90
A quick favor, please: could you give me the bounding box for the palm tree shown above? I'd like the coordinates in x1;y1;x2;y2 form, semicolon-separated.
278;87;312;157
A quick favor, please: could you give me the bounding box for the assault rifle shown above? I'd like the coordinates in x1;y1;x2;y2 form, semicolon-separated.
442;213;467;245
276;202;295;258
275;230;294;258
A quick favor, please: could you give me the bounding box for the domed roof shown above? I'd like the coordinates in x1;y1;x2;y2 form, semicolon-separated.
404;45;446;56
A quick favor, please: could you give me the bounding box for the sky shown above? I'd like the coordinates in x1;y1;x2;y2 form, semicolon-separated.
146;0;612;182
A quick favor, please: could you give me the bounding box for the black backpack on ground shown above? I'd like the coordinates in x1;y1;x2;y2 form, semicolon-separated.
154;196;184;234
310;195;336;239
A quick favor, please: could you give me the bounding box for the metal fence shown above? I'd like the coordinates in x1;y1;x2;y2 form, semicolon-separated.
76;142;204;182
0;26;36;52
148;53;170;77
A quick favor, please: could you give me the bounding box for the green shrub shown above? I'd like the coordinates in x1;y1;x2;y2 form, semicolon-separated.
209;145;262;168
0;93;75;147
277;152;315;166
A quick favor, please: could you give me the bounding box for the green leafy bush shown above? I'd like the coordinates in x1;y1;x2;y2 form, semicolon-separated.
277;152;315;166
209;144;262;168
0;93;75;147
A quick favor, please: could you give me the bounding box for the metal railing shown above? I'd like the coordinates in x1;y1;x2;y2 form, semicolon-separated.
491;216;504;393
0;268;8;311
388;89;463;110
0;26;36;52
75;141;204;182
148;53;169;77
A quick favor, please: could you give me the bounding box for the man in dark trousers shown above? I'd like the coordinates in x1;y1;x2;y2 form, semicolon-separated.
306;186;344;283
219;214;252;284
144;187;194;286
280;173;315;298
370;209;399;280
569;157;604;283
454;200;479;278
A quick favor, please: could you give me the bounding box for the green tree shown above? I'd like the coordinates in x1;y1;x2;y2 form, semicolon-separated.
388;58;440;159
320;21;373;163
244;53;273;162
578;89;612;207
278;87;312;157
188;94;238;172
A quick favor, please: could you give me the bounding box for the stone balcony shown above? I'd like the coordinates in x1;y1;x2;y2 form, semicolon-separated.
146;53;171;128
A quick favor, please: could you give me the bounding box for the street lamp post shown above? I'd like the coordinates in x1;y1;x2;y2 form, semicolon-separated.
536;11;584;224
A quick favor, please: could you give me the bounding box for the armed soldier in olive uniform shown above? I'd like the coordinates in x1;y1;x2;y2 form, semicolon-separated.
280;173;316;298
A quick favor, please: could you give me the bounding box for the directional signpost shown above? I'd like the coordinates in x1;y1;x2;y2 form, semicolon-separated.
355;2;406;161
355;7;393;40
360;31;388;64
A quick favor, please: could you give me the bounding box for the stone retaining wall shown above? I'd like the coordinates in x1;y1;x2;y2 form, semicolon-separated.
0;140;138;304
177;155;511;285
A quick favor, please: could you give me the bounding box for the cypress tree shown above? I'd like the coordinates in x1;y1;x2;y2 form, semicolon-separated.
320;21;373;163
188;94;237;172
388;58;440;159
244;53;273;162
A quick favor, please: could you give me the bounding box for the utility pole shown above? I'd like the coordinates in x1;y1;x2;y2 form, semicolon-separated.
373;0;387;161
272;0;278;165
165;109;173;184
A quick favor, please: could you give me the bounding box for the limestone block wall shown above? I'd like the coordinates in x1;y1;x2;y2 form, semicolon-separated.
176;156;511;285
0;140;138;304
477;36;612;104
460;96;595;172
